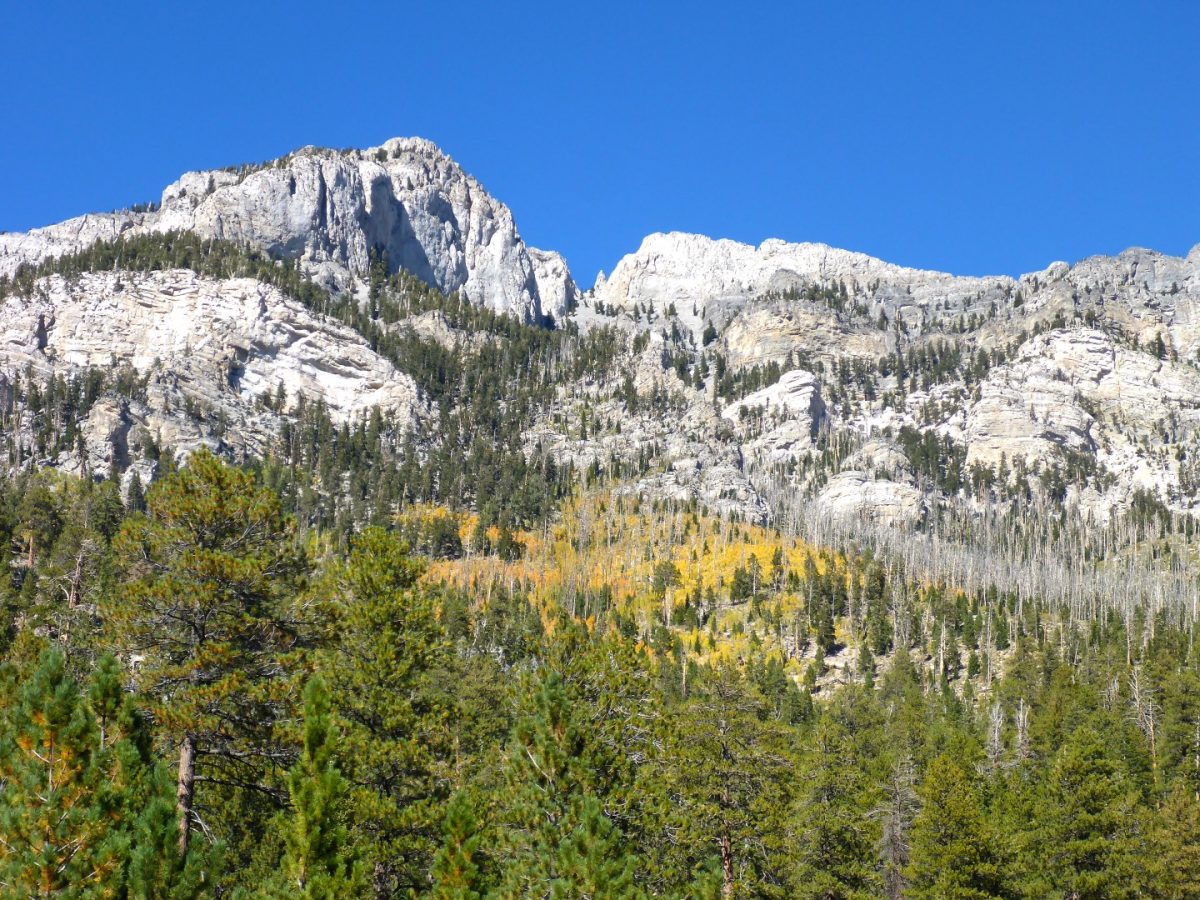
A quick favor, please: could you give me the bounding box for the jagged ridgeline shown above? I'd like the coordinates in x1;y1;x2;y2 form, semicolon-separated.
0;230;624;530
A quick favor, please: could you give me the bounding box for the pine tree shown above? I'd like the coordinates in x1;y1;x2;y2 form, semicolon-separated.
873;755;919;900
1033;725;1144;900
543;625;662;835
1159;667;1200;797
905;753;1008;899
260;676;364;899
650;664;793;899
317;527;452;895
857;642;876;689
0;649;125;894
126;793;220;900
491;670;643;899
106;450;310;856
789;719;880;898
0;649;218;898
91;651;218;898
1148;784;1200;899
431;792;485;900
88;651;128;750
126;470;147;512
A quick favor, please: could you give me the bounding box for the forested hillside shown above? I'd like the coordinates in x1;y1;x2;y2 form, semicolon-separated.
1;454;1199;897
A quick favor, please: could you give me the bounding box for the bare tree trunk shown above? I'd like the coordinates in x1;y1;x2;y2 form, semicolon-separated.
177;733;197;856
720;830;734;900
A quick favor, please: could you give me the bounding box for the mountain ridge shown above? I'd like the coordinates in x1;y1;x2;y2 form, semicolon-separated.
7;136;1196;321
1;134;1199;535
0;137;576;324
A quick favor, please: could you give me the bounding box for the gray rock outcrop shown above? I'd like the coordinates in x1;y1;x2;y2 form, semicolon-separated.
0;270;423;475
1;138;562;323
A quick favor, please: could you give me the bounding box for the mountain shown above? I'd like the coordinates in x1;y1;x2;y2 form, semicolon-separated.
585;231;1200;525
0;268;425;479
2;135;1199;537
5;136;1200;899
0;137;576;323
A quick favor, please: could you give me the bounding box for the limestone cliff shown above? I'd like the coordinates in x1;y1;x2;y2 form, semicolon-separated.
1;138;561;322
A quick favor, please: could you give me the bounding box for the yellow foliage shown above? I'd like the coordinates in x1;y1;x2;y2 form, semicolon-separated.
418;490;853;672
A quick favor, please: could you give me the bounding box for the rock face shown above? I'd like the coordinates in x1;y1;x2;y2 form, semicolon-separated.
590;231;1016;341
0;270;423;474
577;229;1200;522
528;248;577;323
723;369;826;463
803;441;923;525
1;138;559;323
722;304;892;371
965;328;1200;511
815;472;925;526
0;212;148;279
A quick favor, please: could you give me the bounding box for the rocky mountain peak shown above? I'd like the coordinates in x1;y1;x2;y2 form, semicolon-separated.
2;137;576;324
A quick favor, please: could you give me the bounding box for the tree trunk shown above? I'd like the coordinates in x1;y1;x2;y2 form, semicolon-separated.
720;830;734;900
177;733;197;856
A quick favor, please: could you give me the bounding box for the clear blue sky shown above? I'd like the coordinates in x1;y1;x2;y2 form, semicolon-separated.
2;1;1196;286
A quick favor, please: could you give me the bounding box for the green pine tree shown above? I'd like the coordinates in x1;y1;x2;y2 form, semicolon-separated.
430;792;485;900
91;652;218;899
905;753;1008;899
316;527;452;895
1148;784;1200;899
259;676;364;899
0;649;218;898
649;664;793;899
491;670;643;899
874;755;919;900
1033;725;1145;900
0;649;126;894
126;793;220;900
126;470;147;513
106;450;310;857
789;719;879;899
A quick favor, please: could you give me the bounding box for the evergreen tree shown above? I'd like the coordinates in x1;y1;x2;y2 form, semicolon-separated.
1159;667;1200;797
1149;784;1200;899
1032;725;1145;900
905;753;1008;899
126;470;147;513
857;642;876;689
873;755;919;900
649;665;793;899
0;649;125;894
318;527;452;895
0;648;218;898
260;676;364;899
789;719;879;899
106;450;310;856
92;652;218;899
491;670;642;899
544;625;661;835
126;793;220;900
430;792;485;900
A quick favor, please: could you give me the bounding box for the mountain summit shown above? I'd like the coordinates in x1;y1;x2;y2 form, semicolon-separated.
0;137;576;324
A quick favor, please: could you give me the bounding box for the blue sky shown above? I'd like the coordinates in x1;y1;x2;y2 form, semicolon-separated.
1;1;1196;286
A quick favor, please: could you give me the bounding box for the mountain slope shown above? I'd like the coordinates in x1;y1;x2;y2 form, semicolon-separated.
2;135;1200;536
576;230;1200;523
